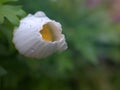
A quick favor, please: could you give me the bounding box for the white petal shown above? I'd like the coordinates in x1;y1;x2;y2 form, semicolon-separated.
34;11;46;17
13;11;67;59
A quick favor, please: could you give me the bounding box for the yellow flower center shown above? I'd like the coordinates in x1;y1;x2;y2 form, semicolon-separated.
40;24;54;42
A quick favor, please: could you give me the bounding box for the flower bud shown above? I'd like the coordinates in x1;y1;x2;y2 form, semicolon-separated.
13;11;67;59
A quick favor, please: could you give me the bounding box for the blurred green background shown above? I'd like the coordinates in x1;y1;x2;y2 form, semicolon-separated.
1;0;120;90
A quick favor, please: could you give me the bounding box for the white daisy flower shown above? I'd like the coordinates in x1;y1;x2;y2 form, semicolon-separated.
13;11;68;59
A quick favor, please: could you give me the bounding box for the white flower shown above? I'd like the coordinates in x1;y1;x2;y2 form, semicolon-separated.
13;11;68;59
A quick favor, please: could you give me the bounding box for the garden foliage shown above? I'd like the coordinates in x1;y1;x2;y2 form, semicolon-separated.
0;0;120;90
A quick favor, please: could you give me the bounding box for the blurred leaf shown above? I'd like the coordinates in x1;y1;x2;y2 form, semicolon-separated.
0;0;17;4
56;52;74;75
0;5;26;25
76;41;98;64
0;20;16;55
0;66;7;76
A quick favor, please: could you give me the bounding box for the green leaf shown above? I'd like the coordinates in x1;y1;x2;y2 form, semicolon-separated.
0;0;17;4
0;66;7;76
76;41;98;64
57;53;73;74
0;13;4;23
0;5;26;25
